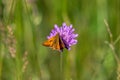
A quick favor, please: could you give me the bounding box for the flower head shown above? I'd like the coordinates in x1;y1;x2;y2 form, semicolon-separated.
47;23;78;50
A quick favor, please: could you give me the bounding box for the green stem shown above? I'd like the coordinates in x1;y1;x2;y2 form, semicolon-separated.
60;53;63;80
60;52;63;80
0;45;4;79
5;0;15;25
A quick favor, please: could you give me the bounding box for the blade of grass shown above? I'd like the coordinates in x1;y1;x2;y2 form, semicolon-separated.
14;0;24;79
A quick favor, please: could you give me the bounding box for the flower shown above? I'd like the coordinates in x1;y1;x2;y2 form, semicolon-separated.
47;23;78;50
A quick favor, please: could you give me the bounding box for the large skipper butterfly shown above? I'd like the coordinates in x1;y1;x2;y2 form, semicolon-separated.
43;33;65;51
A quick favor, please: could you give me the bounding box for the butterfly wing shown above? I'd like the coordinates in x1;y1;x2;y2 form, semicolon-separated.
43;33;65;51
43;36;55;47
59;37;65;51
51;34;60;50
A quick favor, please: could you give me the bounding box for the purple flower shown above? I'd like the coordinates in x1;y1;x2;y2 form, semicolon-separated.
47;23;78;50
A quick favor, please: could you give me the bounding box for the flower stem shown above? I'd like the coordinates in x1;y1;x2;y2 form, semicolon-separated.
60;52;63;80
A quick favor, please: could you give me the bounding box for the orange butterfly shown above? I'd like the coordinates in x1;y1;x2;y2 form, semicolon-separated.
43;33;65;51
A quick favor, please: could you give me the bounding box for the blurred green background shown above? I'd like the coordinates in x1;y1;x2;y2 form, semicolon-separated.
0;0;120;80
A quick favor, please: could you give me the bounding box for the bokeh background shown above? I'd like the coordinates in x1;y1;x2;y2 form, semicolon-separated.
0;0;120;80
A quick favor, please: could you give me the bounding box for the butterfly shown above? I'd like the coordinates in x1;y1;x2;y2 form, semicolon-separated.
43;33;65;52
